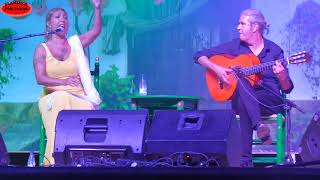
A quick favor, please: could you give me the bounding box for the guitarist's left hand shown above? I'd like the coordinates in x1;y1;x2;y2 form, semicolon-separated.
272;60;288;81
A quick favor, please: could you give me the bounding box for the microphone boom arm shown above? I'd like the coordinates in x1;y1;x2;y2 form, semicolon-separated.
0;28;63;43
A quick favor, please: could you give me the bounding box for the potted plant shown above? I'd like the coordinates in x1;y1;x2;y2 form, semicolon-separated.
99;65;137;110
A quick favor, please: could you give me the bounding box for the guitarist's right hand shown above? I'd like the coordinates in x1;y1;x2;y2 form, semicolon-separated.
213;66;233;85
198;55;233;85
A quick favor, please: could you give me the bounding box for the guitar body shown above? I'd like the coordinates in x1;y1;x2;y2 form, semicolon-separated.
206;54;261;102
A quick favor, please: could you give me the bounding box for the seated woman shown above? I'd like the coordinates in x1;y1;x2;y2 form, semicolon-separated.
33;0;103;166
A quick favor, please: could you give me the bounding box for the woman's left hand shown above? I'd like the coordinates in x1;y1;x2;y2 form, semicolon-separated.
92;0;102;9
272;60;287;80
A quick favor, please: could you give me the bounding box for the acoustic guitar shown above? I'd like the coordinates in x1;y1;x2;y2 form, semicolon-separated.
206;52;311;102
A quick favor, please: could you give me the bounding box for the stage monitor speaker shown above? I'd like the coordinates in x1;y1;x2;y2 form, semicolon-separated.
145;110;241;167
53;110;148;166
0;132;9;166
300;112;320;164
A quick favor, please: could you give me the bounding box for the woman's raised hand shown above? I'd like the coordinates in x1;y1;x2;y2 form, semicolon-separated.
92;0;102;9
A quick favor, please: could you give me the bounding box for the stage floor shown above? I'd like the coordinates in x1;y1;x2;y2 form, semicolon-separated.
3;152;320;180
1;166;320;180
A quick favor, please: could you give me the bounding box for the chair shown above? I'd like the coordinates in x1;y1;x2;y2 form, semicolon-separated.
235;90;288;166
39;57;100;166
236;113;285;165
254;113;286;165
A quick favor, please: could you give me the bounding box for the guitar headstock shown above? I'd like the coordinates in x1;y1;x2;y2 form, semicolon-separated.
288;51;312;64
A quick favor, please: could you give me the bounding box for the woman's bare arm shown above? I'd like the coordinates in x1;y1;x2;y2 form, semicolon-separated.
78;0;102;48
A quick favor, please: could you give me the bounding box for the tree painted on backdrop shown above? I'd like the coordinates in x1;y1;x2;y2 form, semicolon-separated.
281;0;320;99
0;29;19;99
31;0;47;16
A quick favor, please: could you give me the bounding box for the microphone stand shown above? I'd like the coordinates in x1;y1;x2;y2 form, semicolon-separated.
255;81;305;165
0;29;62;55
0;30;59;43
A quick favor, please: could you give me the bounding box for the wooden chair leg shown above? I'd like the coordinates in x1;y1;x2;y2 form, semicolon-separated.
276;113;285;164
39;117;46;166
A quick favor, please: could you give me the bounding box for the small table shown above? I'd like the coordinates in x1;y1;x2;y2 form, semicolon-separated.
130;95;200;119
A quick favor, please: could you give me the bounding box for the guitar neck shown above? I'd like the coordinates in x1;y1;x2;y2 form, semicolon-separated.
241;58;288;76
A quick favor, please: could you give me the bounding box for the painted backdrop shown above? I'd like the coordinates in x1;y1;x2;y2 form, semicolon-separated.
0;0;319;155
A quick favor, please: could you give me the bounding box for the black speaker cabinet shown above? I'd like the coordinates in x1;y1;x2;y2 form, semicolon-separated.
53;110;148;166
145;110;241;167
300;112;320;163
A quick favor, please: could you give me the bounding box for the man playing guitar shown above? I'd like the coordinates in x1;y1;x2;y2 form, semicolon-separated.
194;8;294;167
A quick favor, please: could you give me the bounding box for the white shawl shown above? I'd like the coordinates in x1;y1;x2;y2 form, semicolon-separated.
68;35;102;106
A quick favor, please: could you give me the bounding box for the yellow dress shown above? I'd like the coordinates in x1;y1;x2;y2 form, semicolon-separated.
38;43;93;166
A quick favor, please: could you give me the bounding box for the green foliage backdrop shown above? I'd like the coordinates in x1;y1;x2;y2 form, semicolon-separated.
0;28;18;99
99;65;136;110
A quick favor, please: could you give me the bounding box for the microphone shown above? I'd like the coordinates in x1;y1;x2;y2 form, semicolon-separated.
46;27;64;35
55;26;64;32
